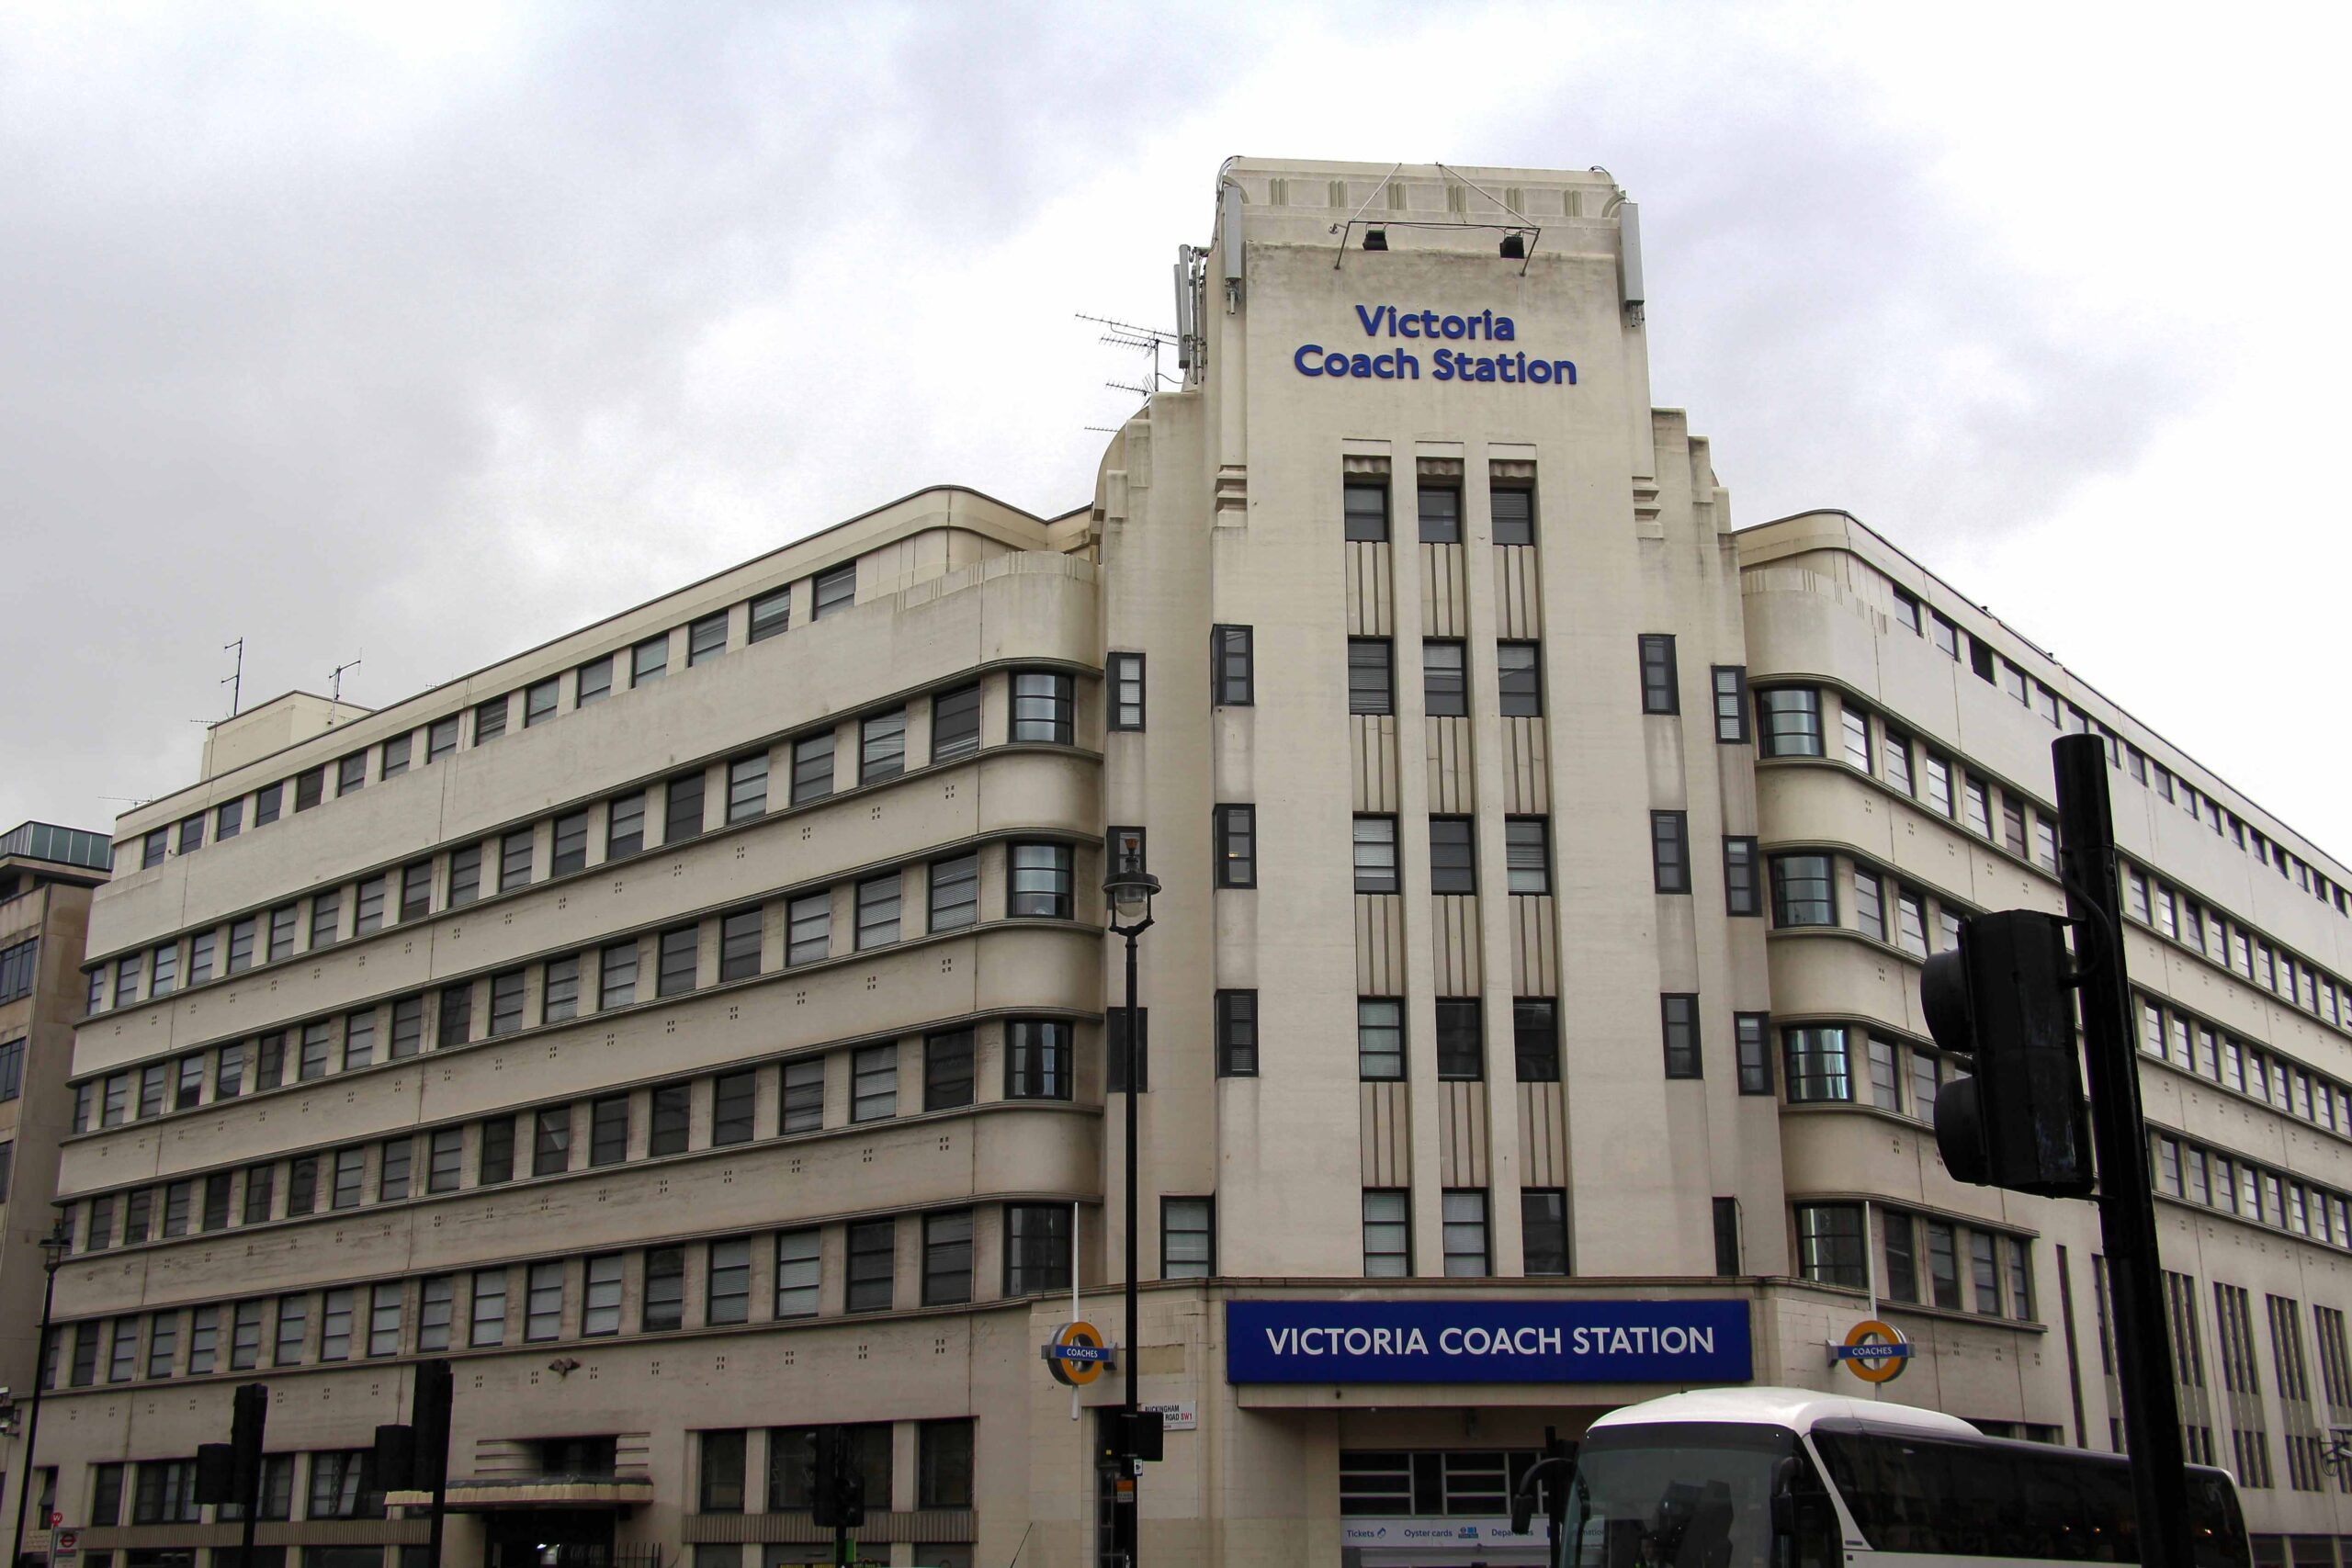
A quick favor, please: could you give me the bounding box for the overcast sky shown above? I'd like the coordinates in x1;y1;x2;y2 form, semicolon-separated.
6;4;2348;857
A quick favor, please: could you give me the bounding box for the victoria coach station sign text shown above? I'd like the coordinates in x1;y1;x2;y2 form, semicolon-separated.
1226;1300;1752;1383
1295;306;1578;385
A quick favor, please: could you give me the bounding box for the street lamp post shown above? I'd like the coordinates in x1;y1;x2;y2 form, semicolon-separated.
1102;865;1159;1568
10;1218;74;1568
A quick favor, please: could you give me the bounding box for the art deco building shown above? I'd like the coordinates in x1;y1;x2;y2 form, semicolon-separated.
21;158;2352;1568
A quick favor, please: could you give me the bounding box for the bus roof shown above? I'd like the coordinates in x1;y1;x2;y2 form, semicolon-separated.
1588;1386;1984;1438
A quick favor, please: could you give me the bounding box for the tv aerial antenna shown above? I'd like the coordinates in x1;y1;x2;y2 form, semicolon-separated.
1077;313;1178;433
221;637;244;717
331;655;364;707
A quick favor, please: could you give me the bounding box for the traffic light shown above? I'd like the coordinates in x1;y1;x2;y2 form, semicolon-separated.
229;1382;269;1504
193;1444;236;1506
809;1428;865;1529
372;1424;416;1491
1097;1410;1164;1466
1922;908;2096;1198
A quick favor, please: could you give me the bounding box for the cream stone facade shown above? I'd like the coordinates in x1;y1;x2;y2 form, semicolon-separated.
17;158;2352;1568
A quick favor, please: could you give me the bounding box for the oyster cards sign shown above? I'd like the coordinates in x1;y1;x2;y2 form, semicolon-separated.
1226;1299;1750;1383
1294;306;1577;385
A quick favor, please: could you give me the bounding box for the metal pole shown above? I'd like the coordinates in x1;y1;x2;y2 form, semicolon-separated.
238;1461;257;1568
2052;733;2188;1568
1118;924;1141;1568
8;1253;62;1568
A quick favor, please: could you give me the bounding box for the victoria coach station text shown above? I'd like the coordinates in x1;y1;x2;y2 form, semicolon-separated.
1295;306;1578;384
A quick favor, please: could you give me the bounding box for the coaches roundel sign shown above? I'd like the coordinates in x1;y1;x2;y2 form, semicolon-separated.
1226;1300;1752;1384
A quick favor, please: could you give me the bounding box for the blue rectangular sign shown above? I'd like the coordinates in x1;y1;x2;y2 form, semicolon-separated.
1226;1299;1752;1385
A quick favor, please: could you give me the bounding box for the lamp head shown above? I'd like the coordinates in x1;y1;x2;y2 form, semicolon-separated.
1102;869;1160;927
1362;226;1388;252
1499;231;1528;260
40;1215;71;1267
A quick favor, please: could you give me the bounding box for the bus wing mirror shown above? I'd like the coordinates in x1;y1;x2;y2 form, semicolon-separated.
1510;1484;1537;1537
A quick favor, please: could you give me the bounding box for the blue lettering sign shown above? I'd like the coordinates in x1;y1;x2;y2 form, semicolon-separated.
1299;308;1573;387
1226;1299;1752;1384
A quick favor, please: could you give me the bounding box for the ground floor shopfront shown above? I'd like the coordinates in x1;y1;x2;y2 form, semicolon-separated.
16;1275;2352;1568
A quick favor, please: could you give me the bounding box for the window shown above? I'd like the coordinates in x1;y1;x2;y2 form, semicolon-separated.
447;843;482;907
606;792;645;859
1108;1005;1151;1093
713;1070;756;1145
1498;641;1542;716
922;1027;975;1111
629;634;669;687
792;730;836;803
707;1239;752;1324
775;1230;821;1317
1795;1202;1866;1290
1418;484;1461;543
1722;837;1761;916
1363;1190;1411;1276
217;797;245;838
1007;1019;1071;1100
664;769;706;844
1713;667;1748;742
1924;751;1954;817
625;1247;681;1335
1353;816;1398;893
1736;1013;1772;1095
723;752;769;823
718;906;763;982
567;655;612;710
1009;841;1073;918
533;1107;571;1176
268;903;298;962
1757;688;1823;757
860;708;908;782
1638;634;1679;713
437;982;471;1047
1770;853;1837;926
1358;998;1405;1080
1894;888;1928;956
1212;624;1253;705
1216;804;1258;887
1348;638;1394;716
1930;610;1960;660
1011;671;1073;744
856;873;901;948
254;779;287;824
1422;640;1467;716
931;683;980;761
847;1219;895;1311
786;893;831;964
1343;479;1389;541
1866;1037;1901;1111
1783;1025;1850;1102
644;1086;686;1161
1513;999;1559;1082
1493;816;1549;895
1520;1189;1569;1276
426;1130;461;1194
812;561;856;617
1435;998;1482;1081
1429;817;1475;894
274;1294;309;1365
685;611;728;668
1108;651;1145;729
366;1281;404;1355
1963;775;1993;838
1004;1202;1072;1295
923;1210;975;1304
658;923;699;996
747;585;791;644
782;1059;824;1132
1650;811;1690;894
377;1136;411;1200
1491;485;1535;545
1839;703;1872;772
471;1269;508;1346
525;1261;563;1341
853;1044;898;1122
1442;1190;1489;1276
1661;994;1702;1078
518;676;558;728
928;852;978;931
590;1095;628;1166
1216;989;1259;1077
1883;726;1915;795
469;694;509;747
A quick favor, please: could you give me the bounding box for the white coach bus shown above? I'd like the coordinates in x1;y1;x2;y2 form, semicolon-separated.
1535;1387;2249;1568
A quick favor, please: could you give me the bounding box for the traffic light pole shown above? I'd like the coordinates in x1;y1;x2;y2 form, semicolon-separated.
2052;733;2189;1568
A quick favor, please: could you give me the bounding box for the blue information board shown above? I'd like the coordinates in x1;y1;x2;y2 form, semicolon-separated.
1226;1299;1752;1384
